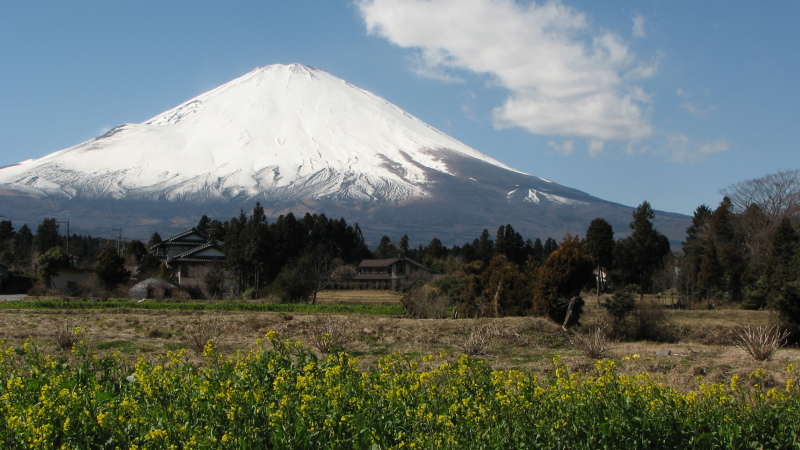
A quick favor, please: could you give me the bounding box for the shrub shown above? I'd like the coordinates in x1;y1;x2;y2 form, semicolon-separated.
401;284;449;319
775;282;800;343
601;291;636;323
453;324;495;356
734;324;789;361
630;299;675;342
571;320;613;359
307;315;349;354
182;315;225;354
52;320;84;351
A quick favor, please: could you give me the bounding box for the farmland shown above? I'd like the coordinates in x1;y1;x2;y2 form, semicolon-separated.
0;291;798;448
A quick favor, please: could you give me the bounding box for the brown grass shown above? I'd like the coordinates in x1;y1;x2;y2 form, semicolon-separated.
0;290;797;394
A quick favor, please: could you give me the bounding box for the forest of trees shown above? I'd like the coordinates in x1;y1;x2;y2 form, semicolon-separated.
1;169;799;333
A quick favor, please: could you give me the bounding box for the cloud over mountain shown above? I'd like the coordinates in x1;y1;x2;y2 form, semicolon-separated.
357;0;655;142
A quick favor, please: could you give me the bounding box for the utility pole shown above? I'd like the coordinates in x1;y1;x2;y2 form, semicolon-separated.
113;228;123;254
57;220;70;255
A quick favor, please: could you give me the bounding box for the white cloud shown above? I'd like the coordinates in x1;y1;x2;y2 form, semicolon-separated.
665;133;730;162
681;102;716;119
548;139;575;155
632;14;646;38
357;0;654;142
588;140;604;157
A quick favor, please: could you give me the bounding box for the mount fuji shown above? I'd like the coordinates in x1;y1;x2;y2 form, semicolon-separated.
0;64;688;245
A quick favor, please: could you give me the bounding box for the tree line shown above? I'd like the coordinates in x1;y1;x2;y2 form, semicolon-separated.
2;169;799;335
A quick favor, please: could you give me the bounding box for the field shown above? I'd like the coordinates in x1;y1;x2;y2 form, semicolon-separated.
0;291;798;447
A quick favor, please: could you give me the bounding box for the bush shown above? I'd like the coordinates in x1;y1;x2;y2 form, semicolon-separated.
733;323;789;361
452;324;496;356
571;320;613;359
742;281;768;310
307;315;350;354
630;299;675;342
181;315;225;355
775;282;800;343
602;291;636;321
549;296;585;328
401;284;449;319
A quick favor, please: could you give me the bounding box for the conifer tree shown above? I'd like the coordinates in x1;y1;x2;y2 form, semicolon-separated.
533;235;593;327
766;218;799;295
681;205;712;302
612;201;670;293
95;243;130;292
35;218;61;254
585;218;614;299
36;247;70;289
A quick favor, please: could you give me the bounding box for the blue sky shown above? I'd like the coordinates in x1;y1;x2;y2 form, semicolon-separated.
1;0;798;216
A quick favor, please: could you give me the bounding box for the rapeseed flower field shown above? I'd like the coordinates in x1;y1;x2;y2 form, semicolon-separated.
0;330;797;449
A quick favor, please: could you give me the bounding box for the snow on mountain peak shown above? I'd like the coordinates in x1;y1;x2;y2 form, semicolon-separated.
0;63;525;203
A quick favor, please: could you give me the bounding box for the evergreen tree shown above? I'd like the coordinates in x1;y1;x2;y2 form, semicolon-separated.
95;243;130;291
206;219;228;241
495;224;527;267
765;218;799;295
533;235;593;327
36;247;70;289
399;235;410;258
681;205;712;302
0;220;15;266
481;254;529;316
612;201;671;293
125;240;148;262
0;220;14;242
585;218;614;298
13;225;33;271
531;238;545;263
35;218;61;254
423;238;448;268
472;229;492;263
244;203;274;296
701;198;748;302
374;236;398;259
196;215;211;233
542;237;559;259
697;239;723;305
147;232;162;249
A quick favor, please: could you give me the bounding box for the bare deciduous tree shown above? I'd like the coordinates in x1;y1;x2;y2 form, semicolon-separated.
720;169;800;224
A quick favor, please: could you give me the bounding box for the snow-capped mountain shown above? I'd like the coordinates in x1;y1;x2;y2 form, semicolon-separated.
0;64;688;245
0;64;519;203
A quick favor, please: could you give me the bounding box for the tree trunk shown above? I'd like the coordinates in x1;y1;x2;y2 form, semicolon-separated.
562;296;577;331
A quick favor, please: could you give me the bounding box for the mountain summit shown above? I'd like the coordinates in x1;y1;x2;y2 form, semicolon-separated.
0;64;688;244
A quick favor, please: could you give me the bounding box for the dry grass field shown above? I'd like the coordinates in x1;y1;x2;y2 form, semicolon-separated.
0;290;796;393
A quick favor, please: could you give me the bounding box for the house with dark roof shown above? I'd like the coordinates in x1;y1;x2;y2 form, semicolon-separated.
150;228;225;287
352;258;433;290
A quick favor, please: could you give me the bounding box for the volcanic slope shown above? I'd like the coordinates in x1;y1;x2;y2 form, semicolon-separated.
0;64;688;245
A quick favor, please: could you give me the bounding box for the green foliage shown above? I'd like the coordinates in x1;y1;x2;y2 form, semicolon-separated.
481;254;530;317
202;262;226;299
495;224;528;266
602;291;636;322
0;338;797;448
124;240;148;262
534;235;594;326
34;218;62;254
766;218;799;296
585;218;614;270
36;247;70;289
775;282;800;342
94;243;130;291
269;256;319;303
612;201;671;293
0;299;404;315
